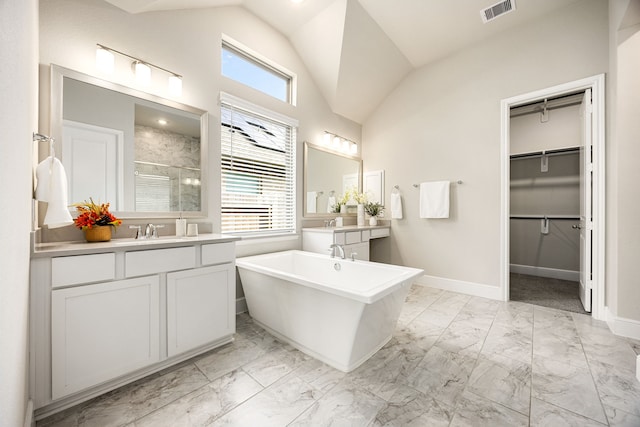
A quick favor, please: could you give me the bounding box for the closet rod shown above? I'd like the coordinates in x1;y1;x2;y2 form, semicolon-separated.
510;146;580;160
510;215;580;220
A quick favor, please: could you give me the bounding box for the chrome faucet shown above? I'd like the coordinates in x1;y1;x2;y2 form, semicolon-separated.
130;224;164;239
144;223;165;239
328;219;336;228
329;243;345;259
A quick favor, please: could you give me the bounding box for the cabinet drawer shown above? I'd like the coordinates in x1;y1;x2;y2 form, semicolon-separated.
125;247;196;277
370;228;390;239
334;232;346;245
202;242;235;266
345;231;361;245
52;253;115;288
361;230;371;242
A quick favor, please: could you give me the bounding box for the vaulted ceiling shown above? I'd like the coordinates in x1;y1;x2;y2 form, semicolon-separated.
104;0;584;123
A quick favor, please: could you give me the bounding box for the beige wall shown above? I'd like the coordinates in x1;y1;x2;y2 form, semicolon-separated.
38;0;361;255
0;0;39;425
610;1;640;321
362;0;608;289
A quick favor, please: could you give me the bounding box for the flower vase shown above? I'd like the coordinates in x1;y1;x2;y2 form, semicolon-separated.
369;217;378;226
357;204;365;226
340;205;347;214
84;225;112;242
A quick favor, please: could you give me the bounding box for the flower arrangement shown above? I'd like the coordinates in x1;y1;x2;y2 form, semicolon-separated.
71;198;122;230
364;201;383;218
340;187;367;206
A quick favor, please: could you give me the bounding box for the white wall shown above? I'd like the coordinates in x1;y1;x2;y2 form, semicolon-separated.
0;0;38;425
612;12;640;321
362;0;608;293
38;0;361;251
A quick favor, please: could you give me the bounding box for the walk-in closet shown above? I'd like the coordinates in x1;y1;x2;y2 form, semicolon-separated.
509;92;591;314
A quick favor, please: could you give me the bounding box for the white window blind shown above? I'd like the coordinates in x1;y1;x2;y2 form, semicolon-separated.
220;98;296;235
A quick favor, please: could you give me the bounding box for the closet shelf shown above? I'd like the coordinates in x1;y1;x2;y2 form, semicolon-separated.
510;146;580;160
510;214;580;220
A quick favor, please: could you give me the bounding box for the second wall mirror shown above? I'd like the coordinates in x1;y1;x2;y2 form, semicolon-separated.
303;142;362;218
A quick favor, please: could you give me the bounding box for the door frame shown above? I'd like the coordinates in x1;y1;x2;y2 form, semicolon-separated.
499;74;606;320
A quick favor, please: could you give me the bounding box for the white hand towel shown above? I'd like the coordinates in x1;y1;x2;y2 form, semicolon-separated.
419;181;450;219
36;156;74;228
327;196;337;213
307;191;317;213
390;192;403;219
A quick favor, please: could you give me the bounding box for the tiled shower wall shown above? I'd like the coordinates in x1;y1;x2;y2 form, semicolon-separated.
135;125;201;212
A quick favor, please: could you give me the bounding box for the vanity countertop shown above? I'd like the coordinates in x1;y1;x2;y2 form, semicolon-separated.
32;233;240;258
301;225;390;234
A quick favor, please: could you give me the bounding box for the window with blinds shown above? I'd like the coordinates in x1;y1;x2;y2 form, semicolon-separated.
220;99;296;235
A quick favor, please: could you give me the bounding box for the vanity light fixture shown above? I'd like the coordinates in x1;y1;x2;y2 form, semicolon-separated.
323;131;358;155
95;44;183;96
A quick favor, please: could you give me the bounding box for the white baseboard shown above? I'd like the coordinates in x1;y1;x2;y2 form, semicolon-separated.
236;297;248;314
415;274;503;301
24;399;34;427
510;264;579;281
605;308;640;342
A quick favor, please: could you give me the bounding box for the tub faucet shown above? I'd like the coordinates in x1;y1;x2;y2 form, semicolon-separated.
329;243;345;259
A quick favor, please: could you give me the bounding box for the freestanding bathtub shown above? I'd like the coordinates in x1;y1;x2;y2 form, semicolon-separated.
236;250;423;372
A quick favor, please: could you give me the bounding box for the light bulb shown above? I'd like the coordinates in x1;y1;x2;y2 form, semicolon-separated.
323;132;332;145
168;74;182;97
134;61;151;86
96;46;114;74
333;136;341;148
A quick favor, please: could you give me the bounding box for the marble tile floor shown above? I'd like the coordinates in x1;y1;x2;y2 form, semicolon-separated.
38;285;640;427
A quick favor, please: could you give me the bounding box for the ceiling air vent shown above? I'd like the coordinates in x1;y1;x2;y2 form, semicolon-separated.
481;0;515;23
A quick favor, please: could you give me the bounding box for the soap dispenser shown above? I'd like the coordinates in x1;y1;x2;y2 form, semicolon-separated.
176;213;187;237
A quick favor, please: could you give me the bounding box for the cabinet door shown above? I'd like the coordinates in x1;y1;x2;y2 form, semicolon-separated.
167;264;235;357
51;276;160;399
345;242;370;261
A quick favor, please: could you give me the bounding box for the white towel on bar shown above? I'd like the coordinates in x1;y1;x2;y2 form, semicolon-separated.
35;156;74;228
390;192;403;219
326;196;337;213
419;181;450;219
307;191;317;213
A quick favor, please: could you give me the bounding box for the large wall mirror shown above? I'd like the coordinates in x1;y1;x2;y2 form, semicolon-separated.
304;142;362;217
49;65;208;218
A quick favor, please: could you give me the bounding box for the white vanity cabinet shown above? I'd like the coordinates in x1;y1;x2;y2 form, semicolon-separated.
30;235;238;418
51;276;160;399
167;264;234;357
302;226;390;261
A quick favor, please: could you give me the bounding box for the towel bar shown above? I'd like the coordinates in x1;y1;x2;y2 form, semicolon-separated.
412;180;463;188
